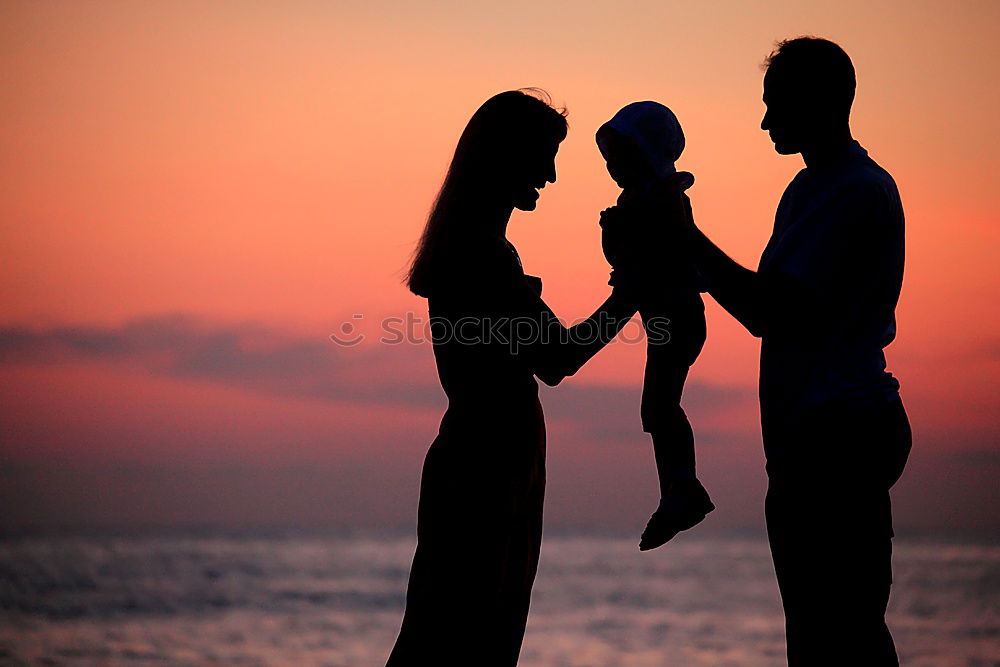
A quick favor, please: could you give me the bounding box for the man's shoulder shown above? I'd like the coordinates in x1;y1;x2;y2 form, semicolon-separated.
837;152;905;229
845;151;899;196
779;168;811;200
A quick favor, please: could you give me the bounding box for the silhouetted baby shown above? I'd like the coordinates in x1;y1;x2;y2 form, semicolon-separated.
596;102;715;550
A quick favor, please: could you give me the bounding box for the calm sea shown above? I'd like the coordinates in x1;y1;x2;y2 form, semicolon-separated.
0;533;996;666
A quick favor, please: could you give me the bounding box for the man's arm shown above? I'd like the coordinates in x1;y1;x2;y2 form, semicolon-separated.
684;178;897;342
681;197;769;338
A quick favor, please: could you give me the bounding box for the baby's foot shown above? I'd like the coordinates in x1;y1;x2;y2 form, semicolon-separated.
639;479;715;551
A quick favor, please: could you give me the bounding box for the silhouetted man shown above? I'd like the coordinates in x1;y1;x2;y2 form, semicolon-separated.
684;38;911;664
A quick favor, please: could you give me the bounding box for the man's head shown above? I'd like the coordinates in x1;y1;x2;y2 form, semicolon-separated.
761;37;856;155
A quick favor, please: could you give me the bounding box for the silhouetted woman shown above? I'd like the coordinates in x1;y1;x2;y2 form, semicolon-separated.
387;90;638;666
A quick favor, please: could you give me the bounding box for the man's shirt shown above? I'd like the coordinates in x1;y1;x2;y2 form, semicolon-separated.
757;141;904;435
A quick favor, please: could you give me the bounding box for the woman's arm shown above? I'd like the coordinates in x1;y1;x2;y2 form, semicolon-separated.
461;237;640;386
528;287;639;386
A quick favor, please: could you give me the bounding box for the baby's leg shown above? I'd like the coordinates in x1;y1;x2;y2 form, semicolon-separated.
644;377;697;495
640;294;706;493
638;295;712;550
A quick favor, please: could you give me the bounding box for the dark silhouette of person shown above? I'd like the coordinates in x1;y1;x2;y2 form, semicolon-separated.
595;102;714;551
386;89;638;666
674;37;911;664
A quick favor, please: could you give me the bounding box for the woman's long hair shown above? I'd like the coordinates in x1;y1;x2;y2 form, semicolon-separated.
406;89;568;297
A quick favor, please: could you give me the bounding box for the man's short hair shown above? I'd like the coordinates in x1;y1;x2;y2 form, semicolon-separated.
764;37;856;117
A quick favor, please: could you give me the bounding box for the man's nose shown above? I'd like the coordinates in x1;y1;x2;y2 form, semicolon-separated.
761;111;770;131
547;165;557;184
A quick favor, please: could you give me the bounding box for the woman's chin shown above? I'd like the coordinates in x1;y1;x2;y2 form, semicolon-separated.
513;190;540;211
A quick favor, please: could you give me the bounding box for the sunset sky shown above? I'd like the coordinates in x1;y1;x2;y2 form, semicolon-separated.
1;0;997;537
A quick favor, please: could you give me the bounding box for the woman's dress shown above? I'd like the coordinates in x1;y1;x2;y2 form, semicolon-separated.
387;238;566;667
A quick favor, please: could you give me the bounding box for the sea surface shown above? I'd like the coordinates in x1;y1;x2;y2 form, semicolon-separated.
0;533;997;666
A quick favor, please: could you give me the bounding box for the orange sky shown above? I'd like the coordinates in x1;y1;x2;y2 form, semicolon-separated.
1;1;997;535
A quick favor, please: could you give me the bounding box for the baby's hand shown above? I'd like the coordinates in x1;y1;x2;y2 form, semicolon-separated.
599;206;624;227
599;206;626;267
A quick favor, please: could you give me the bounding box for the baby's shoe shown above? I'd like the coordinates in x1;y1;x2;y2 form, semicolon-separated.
639;478;715;551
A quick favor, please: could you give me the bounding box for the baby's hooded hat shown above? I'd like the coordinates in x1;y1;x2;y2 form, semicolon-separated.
597;101;694;191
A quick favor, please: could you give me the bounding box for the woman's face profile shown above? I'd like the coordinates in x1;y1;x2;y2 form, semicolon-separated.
510;136;561;212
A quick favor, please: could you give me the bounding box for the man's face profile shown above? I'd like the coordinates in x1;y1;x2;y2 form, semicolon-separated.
760;67;809;155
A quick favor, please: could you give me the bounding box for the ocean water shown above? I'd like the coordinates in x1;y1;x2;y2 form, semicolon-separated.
0;534;997;666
